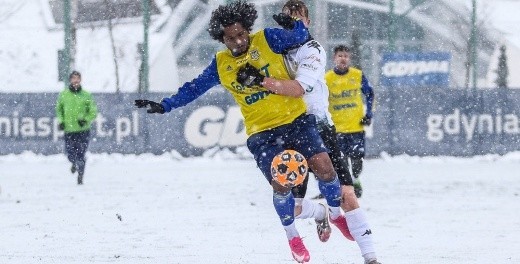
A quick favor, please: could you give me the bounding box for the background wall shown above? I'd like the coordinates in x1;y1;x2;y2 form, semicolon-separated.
1;88;519;157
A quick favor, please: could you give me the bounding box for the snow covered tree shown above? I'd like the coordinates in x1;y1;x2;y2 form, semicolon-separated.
104;0;121;93
351;29;362;70
494;45;508;89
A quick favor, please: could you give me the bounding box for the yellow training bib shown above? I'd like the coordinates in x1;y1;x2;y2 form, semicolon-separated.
326;67;365;133
216;30;306;135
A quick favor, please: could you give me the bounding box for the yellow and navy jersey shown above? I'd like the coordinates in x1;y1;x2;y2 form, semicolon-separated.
161;21;309;136
326;67;374;133
215;30;305;135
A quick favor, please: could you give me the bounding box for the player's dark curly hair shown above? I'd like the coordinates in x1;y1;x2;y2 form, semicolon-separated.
282;0;309;18
208;0;258;42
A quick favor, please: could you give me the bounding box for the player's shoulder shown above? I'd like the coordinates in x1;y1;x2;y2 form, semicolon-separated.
80;89;93;96
304;39;323;47
252;28;270;43
349;67;363;75
297;39;326;60
300;39;325;52
251;29;265;38
58;89;73;98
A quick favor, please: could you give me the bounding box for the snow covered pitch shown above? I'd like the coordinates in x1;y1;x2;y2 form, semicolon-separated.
1;152;519;263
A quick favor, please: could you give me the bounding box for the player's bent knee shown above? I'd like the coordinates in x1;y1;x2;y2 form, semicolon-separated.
308;153;336;181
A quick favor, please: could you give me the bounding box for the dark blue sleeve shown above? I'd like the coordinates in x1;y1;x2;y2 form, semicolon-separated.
264;20;309;54
361;74;375;118
161;58;220;112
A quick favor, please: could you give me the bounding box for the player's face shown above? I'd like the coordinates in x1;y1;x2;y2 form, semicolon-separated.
334;51;351;70
223;23;250;56
283;8;310;27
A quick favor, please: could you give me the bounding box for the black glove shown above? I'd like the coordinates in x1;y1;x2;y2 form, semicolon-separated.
273;13;296;30
134;99;165;114
58;123;65;131
360;116;372;126
78;119;87;127
237;63;265;87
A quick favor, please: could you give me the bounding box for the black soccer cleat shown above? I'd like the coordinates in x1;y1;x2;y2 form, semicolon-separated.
353;179;363;198
77;173;83;185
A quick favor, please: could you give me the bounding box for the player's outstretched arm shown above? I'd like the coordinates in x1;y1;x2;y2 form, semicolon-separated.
161;58;220;112
135;58;221;114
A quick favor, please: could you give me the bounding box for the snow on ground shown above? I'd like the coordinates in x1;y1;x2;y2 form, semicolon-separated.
1;152;519;264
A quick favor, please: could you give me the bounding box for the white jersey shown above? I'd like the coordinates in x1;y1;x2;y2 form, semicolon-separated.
284;39;333;125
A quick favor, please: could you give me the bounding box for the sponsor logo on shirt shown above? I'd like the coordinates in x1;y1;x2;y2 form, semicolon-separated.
236;56;249;66
306;40;322;53
330;90;359;98
301;63;318;71
332;103;357;111
245;90;273;105
249;49;260;61
304;54;321;64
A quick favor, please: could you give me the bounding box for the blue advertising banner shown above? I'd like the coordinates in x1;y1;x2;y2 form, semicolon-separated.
1;88;519;157
380;52;451;87
371;88;520;156
0;89;246;156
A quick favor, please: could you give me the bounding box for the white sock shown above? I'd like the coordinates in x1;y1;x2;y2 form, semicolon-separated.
283;222;300;240
329;206;342;220
295;199;326;220
345;208;376;258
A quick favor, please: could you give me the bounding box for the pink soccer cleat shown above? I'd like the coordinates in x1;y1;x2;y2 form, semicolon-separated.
288;237;310;263
329;214;355;241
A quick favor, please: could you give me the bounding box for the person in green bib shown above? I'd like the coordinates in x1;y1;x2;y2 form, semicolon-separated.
55;71;98;185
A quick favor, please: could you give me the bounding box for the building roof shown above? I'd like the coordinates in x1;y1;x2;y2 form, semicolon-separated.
48;0;161;25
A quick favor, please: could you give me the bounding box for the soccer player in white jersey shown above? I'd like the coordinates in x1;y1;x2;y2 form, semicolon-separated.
237;1;381;263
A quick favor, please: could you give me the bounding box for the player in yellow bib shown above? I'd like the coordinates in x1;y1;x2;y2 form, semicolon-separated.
135;1;345;262
326;45;375;199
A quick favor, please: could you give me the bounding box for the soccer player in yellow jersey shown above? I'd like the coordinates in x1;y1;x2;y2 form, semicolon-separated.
326;45;375;199
135;1;346;262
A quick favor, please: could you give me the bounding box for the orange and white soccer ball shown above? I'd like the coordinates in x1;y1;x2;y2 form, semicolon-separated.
271;150;308;187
